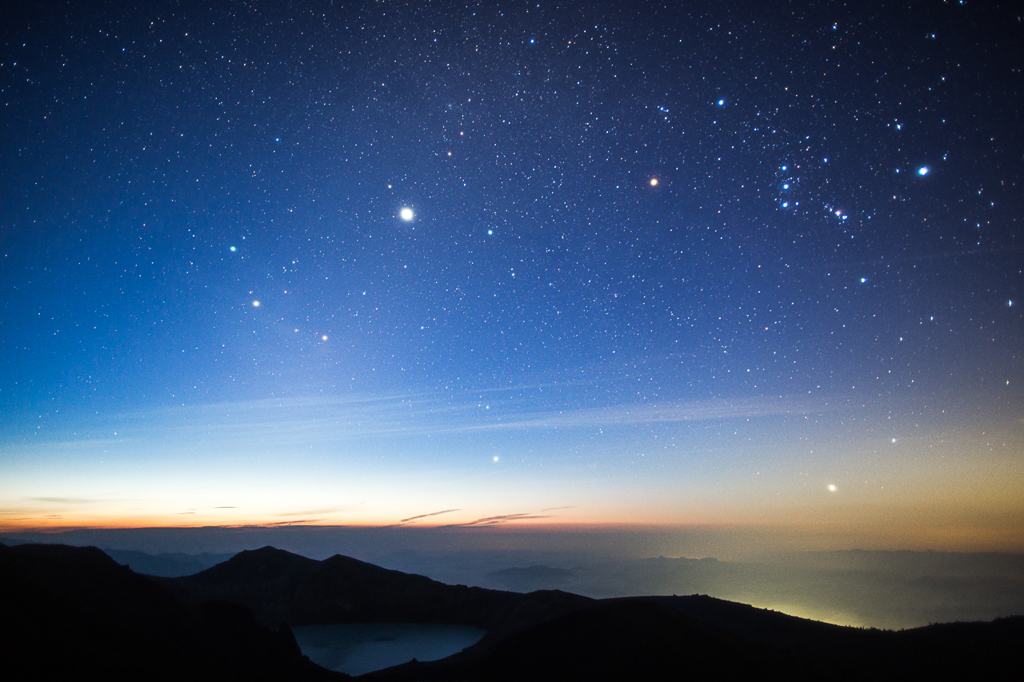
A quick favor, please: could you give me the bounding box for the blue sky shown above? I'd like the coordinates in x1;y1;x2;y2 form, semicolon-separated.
1;0;1021;549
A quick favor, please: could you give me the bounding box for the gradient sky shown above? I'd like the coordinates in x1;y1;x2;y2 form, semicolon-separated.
1;1;1022;550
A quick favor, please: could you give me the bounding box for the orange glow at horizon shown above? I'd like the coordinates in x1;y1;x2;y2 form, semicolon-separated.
5;495;1023;555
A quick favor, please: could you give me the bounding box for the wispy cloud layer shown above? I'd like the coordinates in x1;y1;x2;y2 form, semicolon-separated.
10;392;829;453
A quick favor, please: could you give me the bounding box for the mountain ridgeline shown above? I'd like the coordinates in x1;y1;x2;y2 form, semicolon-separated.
2;542;1020;681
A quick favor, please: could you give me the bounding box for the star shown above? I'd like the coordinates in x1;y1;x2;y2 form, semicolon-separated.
400;207;415;221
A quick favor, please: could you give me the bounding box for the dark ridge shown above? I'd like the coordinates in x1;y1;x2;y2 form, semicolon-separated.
362;597;815;682
0;543;347;681
361;594;1024;681
163;546;593;637
650;593;1024;676
191;545;320;582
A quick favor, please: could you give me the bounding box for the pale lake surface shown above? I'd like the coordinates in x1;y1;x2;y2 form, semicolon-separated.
292;623;486;676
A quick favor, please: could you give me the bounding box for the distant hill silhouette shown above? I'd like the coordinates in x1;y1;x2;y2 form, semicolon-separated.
103;548;236;577
0;542;345;681
3;542;1020;681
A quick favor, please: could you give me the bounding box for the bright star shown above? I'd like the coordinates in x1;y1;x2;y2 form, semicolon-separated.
649;178;658;186
828;484;837;492
399;207;414;221
252;300;260;307
229;245;237;252
321;335;328;341
717;99;725;106
493;456;500;462
917;166;929;176
860;277;867;283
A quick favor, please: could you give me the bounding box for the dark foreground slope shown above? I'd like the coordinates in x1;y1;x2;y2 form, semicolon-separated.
362;597;811;681
653;594;1024;679
361;594;1023;682
0;543;346;681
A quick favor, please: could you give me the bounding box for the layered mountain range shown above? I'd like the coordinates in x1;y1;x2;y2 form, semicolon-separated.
2;542;1020;680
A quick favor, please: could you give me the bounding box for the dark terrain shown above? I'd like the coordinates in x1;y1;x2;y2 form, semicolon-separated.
0;542;344;681
2;542;1020;681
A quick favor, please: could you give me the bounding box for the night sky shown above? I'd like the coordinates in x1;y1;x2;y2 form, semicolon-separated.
2;1;1022;550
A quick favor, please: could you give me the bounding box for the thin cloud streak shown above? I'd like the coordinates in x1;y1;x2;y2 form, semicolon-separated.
397;509;462;525
431;397;827;434
446;513;553;527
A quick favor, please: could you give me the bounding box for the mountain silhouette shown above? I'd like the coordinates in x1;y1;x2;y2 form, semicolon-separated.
162;546;1022;681
4;542;1021;681
161;545;593;652
0;542;346;681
